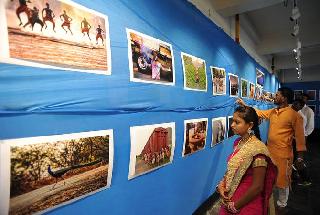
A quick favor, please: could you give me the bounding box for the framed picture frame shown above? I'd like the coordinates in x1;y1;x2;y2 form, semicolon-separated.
182;118;208;156
249;82;255;99
1;0;112;75
211;66;226;95
227;116;234;138
307;90;316;101
229;73;239;97
211;117;226;147
294;90;303;100
181;52;207;92
241;78;248;98
0;130;114;215
256;69;264;87
127;28;175;85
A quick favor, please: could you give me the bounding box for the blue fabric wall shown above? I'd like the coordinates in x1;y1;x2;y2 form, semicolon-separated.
283;81;320;129
0;0;280;214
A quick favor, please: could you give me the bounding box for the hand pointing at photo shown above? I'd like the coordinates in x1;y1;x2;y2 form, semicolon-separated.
236;98;247;107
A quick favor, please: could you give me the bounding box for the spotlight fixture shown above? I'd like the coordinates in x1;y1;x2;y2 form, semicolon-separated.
293;48;297;53
291;21;299;37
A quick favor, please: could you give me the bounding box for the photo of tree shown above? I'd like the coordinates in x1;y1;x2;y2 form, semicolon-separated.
229;73;239;97
1;0;111;75
181;52;207;91
0;130;113;215
249;82;255;99
183;118;208;156
129;122;175;179
212;117;226;147
241;78;248;98
211;66;226;95
127;29;175;85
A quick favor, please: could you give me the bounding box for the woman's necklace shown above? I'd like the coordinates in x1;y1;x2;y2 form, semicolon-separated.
230;134;253;158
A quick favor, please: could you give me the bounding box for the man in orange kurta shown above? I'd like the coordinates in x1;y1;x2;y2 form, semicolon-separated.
237;87;306;209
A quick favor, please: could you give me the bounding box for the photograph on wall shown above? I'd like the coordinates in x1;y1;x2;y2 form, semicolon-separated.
128;122;175;179
309;105;316;114
212;117;226;147
181;52;207;91
127;29;175;85
255;86;263;101
241;78;248;98
294;90;303;100
307;90;316;101
182;118;208;156
1;0;111;75
211;66;226;95
0;130;114;215
256;69;264;87
229;73;239;97
227;116;234;138
249;82;255;99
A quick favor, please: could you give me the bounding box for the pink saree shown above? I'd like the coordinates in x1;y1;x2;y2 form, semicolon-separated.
219;138;277;215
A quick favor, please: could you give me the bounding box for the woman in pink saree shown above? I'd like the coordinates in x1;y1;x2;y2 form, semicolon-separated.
217;106;277;214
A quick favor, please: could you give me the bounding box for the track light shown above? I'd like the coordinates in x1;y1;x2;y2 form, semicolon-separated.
293;48;297;53
291;22;299;37
290;7;300;21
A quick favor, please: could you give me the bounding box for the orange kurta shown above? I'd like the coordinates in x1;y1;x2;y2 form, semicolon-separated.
255;106;306;188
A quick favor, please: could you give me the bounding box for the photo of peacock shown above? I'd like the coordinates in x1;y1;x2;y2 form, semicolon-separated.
48;158;102;189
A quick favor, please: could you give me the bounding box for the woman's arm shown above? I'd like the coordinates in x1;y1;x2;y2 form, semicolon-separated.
234;165;267;210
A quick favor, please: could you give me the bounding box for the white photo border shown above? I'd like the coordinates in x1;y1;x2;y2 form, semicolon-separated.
210;66;226;95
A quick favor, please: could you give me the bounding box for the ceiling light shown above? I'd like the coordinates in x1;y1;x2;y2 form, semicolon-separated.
293;49;297;53
290;7;301;21
291;23;299;37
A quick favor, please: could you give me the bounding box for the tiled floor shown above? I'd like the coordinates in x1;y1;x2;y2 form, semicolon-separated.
194;129;320;215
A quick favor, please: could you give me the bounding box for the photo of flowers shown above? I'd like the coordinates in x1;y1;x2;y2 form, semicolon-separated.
229;73;239;97
182;118;208;156
0;130;114;215
241;78;248;98
181;52;207;91
127;28;175;85
212;117;226;147
128;122;175;180
1;0;111;75
211;66;226;95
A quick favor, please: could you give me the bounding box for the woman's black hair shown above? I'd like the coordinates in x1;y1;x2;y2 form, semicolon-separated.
234;106;261;140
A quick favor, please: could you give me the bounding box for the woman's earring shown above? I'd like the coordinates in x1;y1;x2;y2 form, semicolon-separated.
248;129;254;135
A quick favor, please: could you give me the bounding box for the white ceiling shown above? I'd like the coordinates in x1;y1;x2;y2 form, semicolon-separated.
193;0;320;80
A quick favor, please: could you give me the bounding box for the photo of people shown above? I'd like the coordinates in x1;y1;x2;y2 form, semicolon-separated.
249;82;255;99
307;90;316;101
183;118;208;156
229;73;239;97
0;130;114;215
127;29;175;85
294;90;303;100
128;122;175;179
256;69;264;87
212;117;226;147
241;78;248;98
227;116;234;138
255;86;263;100
211;66;226;95
181;52;207;91
2;0;111;75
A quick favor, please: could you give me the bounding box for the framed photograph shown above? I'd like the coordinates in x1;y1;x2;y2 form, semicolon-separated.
127;29;175;85
309;105;316;114
1;0;111;75
249;82;255;99
212;117;226;147
229;73;239;97
241;78;248;98
294;90;303;100
227;116;234;138
0;130;114;215
307;90;316;101
181;52;207;92
211;66;226;95
128;122;175;179
182;118;208;156
256;69;264;87
255;86;263;101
